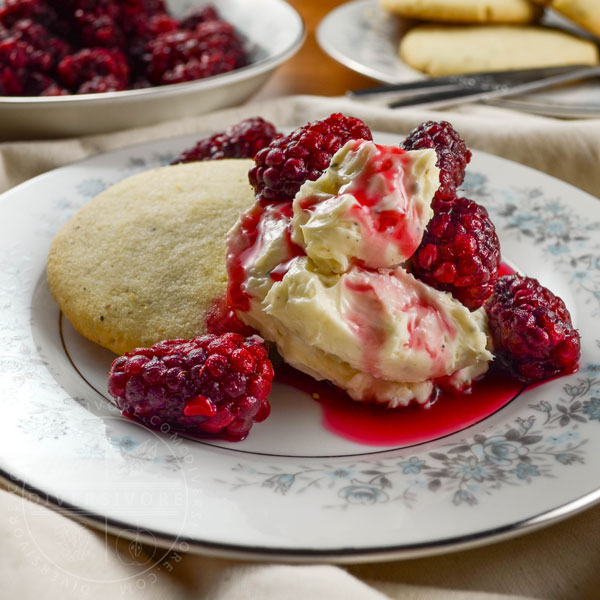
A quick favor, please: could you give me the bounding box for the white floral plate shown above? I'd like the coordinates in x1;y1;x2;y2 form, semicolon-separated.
316;0;600;118
1;131;600;563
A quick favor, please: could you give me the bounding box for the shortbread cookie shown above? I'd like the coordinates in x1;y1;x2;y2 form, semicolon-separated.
380;0;543;24
47;159;255;355
400;24;599;76
551;0;600;37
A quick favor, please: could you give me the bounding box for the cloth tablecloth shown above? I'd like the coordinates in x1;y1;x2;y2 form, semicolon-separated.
1;95;600;600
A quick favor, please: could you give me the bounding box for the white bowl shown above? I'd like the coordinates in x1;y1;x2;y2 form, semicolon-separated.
0;0;305;140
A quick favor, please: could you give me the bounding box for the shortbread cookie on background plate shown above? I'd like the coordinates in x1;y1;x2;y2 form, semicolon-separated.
400;24;599;76
47;159;255;356
550;0;600;37
379;0;542;23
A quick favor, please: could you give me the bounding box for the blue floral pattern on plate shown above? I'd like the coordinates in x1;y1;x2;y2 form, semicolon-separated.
218;375;595;508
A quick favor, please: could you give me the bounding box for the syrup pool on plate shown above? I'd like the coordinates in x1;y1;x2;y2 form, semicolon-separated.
276;364;525;447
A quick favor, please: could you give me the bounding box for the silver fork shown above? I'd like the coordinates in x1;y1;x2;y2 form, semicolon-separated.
347;65;600;109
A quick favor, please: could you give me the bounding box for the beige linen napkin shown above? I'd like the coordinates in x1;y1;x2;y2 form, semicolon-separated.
1;95;599;198
3;482;600;600
2;95;600;600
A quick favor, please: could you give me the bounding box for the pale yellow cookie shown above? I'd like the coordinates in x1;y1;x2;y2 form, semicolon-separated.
380;0;543;23
47;159;255;355
550;0;600;37
400;24;599;76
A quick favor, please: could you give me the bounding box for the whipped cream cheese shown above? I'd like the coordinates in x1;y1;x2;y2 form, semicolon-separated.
263;258;491;382
226;140;492;407
291;140;439;274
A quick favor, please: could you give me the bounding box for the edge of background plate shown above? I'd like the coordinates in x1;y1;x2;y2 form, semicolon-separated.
316;0;600;118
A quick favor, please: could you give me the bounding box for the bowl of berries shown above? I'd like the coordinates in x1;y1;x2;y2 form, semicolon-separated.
0;0;304;139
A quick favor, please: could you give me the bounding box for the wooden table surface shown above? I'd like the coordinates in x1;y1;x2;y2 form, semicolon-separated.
252;0;375;101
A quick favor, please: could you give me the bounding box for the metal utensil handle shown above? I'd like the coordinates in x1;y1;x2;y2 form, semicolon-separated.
388;65;600;109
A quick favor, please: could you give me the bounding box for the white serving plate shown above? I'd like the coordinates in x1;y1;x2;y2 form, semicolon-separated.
1;131;600;563
0;0;304;139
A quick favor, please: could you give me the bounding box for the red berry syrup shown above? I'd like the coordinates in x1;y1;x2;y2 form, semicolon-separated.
275;364;525;447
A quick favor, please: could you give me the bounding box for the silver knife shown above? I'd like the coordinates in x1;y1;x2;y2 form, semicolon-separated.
347;65;600;109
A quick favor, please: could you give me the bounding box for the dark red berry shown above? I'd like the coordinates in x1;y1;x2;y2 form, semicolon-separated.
0;19;72;85
126;13;178;70
158;51;236;84
128;12;177;44
0;0;60;33
24;71;69;95
57;47;129;92
172;117;281;164
180;5;220;30
68;0;121;18
107;333;273;441
9;18;71;70
249;113;373;203
402;120;471;208
74;10;124;49
77;73;124;93
119;0;167;34
143;19;247;85
0;66;24;95
411;196;500;310
485;274;580;382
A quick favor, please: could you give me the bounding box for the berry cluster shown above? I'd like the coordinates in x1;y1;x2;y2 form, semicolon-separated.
402;120;472;209
0;0;247;96
486;275;580;382
401;121;500;310
172;117;281;164
411;196;501;311
249;113;373;203
108;333;273;441
402;121;579;379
